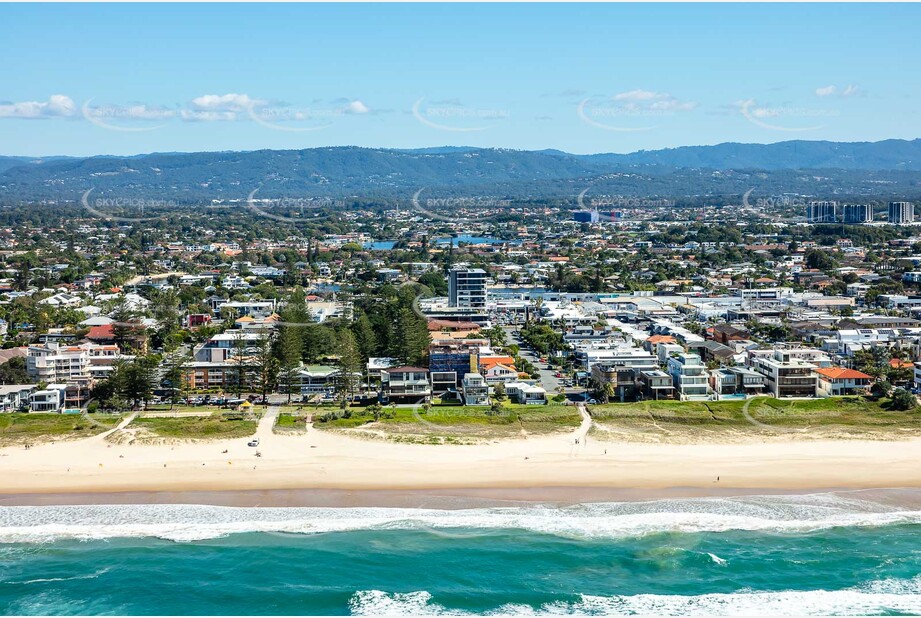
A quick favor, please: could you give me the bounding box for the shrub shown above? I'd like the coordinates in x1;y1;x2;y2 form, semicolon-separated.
890;388;917;411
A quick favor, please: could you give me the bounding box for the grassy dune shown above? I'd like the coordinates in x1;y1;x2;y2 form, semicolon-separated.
0;413;122;446
588;396;921;442
130;415;258;440
313;402;582;442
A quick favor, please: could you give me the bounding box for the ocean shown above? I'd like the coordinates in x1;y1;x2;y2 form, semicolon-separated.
1;491;920;615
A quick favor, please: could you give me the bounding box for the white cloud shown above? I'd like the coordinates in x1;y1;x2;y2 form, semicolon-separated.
609;90;696;113
179;109;241;122
342;100;370;114
190;93;265;112
816;84;861;98
0;94;76;118
613;89;665;102
841;84;861;97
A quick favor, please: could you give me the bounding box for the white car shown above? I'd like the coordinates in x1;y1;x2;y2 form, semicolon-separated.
248;438;260;447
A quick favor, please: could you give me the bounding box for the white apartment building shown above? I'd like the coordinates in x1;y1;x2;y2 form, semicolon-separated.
461;373;490;406
665;352;710;400
889;201;914;224
27;342;126;385
0;385;37;412
448;267;488;309
575;347;659;372
27;343;92;384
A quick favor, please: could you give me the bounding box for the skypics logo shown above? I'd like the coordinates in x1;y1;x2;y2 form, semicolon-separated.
412;98;508;132
245;188;345;223
738;99;835;133
81;188;172;222
576;187;673;221
737;85;859;133
741;189;808;211
578;89;696;132
410;188;512;223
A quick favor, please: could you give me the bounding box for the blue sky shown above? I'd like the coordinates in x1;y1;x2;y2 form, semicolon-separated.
1;3;918;156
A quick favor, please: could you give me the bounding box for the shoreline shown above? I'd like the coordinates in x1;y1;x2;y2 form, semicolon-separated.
1;417;920;505
4;485;921;509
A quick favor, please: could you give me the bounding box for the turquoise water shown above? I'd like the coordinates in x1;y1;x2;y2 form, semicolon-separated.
435;235;521;246
1;493;920;615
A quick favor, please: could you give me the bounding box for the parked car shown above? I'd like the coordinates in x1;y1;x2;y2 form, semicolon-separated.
248;438;260;447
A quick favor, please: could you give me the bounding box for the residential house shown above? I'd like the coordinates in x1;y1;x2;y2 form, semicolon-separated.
30;384;67;412
709;367;766;398
665;352;710;400
461;373;490;406
815;367;874;397
0;385;36;412
505;381;547;405
636;370;675;400
751;350;818;398
380;366;431;404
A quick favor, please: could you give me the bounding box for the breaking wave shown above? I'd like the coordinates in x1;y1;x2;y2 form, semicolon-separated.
348;576;921;616
0;492;919;544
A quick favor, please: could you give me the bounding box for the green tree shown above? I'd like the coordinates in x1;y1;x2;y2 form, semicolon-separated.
392;306;430;366
121;358;156;409
351;311;378;361
0;356;31;384
160;348;191;410
253;334;278;401
231;331;250;397
277;324;303;404
335;330;362;408
890;388;917;411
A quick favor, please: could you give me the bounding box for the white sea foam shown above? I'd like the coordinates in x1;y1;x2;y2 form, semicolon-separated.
0;493;919;544
348;576;921;616
9;567;111;585
706;552;727;566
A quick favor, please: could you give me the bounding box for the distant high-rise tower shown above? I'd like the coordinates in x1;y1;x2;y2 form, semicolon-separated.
448;267;487;308
573;210;599;223
842;204;873;224
889;201;914;224
807;201;837;223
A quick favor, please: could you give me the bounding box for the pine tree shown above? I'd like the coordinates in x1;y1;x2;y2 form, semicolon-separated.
393;307;430;366
335;330;362;408
253;334;278;401
231;331;249;397
351;311;378;361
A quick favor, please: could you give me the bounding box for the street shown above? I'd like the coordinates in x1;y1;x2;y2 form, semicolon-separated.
502;325;586;400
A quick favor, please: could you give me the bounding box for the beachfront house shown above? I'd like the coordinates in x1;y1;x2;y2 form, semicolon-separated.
750;350;818;398
815;367;874;397
461;373;489;406
665;352;710;400
29;384;67;412
380;366;431;404
0;385;37;412
505;381;547;405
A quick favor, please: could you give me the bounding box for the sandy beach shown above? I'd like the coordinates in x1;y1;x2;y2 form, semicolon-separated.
1;408;920;504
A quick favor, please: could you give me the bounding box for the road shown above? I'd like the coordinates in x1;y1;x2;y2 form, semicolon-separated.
502;326;585;399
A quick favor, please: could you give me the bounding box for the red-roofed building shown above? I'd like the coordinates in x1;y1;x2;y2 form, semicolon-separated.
427;319;481;333
643;334;676;353
86;324;116;345
815;367;874;396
